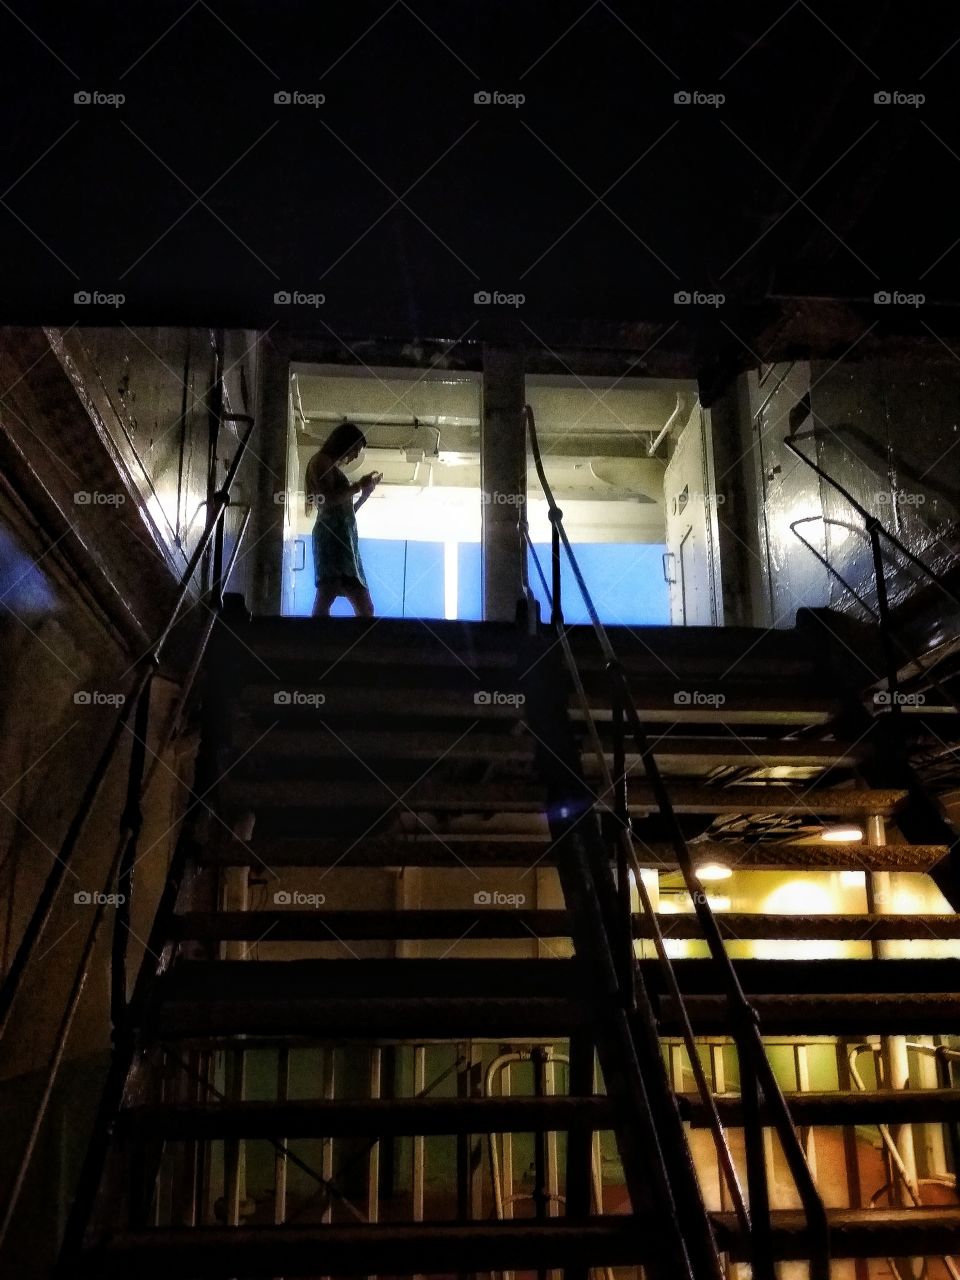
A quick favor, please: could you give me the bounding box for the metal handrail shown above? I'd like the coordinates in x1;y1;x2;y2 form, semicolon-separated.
0;402;254;1252
523;531;750;1238
790;514;960;714
785;434;960;707
523;403;830;1280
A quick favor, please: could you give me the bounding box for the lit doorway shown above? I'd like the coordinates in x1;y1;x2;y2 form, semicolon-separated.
524;374;713;626
282;365;483;619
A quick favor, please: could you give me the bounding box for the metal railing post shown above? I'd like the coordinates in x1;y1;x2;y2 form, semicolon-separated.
523;403;832;1280
549;508;563;626
110;672;154;1034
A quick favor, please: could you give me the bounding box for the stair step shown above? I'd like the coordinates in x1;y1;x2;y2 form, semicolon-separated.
201;833;947;871
655;957;960;996
81;1219;650;1277
84;1210;960;1273
152;959;582;1039
571;689;839;725
228;726;864;771
679;1088;960;1127
712;1207;960;1262
657;913;960;941
661;992;960;1035
218;778;905;815
161;959;576;999
634;841;946;872
580;735;868;769
123;1095;616;1139
154;995;584;1039
171;909;960;943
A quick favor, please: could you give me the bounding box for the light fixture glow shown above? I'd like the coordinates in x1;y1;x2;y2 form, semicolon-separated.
821;826;864;843
695;862;732;882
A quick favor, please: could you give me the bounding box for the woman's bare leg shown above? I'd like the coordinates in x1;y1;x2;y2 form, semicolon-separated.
312;582;339;617
343;582;375;617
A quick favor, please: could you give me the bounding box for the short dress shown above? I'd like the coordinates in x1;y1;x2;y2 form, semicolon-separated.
312;464;369;590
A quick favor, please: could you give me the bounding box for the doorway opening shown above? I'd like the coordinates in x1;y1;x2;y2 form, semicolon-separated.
282;365;483;619
524;373;721;626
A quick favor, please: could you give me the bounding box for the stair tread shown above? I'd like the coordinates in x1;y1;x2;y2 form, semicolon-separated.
201;834;947;870
84;1209;960;1273
679;1088;960;1125
123;1095;616;1138
171;908;960;942
218;778;906;815
81;1219;653;1276
661;991;960;1034
712;1207;960;1261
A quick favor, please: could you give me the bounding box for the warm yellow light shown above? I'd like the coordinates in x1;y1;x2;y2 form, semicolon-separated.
821;826;864;843
705;894;731;911
695;862;733;882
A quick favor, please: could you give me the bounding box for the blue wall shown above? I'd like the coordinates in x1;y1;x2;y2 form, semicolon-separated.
290;535;669;624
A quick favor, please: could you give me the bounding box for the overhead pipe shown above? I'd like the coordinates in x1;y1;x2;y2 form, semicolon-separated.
647;393;685;456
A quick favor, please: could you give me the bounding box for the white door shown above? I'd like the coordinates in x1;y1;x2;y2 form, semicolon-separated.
663;404;721;626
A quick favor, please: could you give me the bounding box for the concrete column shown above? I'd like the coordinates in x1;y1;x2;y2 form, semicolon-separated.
481;345;526;621
251;332;291;615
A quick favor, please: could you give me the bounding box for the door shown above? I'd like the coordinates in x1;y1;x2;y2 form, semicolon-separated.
663;403;721;626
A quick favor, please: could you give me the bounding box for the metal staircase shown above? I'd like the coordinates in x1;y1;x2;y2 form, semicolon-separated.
43;604;960;1280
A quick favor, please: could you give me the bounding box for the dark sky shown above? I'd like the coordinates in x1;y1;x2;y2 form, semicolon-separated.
1;1;957;334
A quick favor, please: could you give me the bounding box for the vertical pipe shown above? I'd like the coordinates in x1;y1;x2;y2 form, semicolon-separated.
565;1035;594;1280
532;1047;548;1280
368;1047;381;1229
711;1044;728;1214
412;1045;426;1239
274;1047;289;1226
793;1044;818;1181
867;812;921;1279
322;1048;335;1221
223;1049;245;1227
501;1059;514;1221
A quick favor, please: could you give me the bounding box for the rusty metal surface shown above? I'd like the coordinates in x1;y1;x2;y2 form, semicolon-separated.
712;1208;960;1262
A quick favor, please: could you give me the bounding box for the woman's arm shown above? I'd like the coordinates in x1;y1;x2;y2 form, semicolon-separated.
305;453;361;513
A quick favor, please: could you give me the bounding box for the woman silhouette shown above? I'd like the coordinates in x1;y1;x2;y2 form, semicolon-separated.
304;422;381;617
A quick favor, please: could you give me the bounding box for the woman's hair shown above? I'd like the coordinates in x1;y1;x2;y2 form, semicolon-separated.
322;421;366;462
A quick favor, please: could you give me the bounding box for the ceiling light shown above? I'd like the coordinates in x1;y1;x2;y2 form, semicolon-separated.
821;826;863;843
695;862;732;882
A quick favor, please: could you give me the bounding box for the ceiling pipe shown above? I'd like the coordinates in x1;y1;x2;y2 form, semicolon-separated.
647;393;685;456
